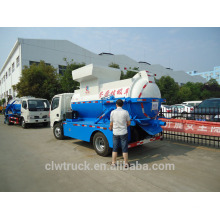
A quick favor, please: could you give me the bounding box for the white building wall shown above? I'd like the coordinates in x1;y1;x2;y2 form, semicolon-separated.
0;43;22;101
20;38;97;71
0;38;207;102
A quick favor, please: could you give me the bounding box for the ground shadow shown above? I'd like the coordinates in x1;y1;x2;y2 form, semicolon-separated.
127;140;195;165
20;124;50;130
69;138;196;165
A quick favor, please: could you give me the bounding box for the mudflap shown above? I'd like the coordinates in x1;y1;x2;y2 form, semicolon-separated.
135;118;165;136
138;124;163;136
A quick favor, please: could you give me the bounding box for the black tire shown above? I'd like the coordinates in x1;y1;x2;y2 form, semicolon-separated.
93;132;111;157
6;117;12;125
21;118;27;129
53;123;64;140
43;122;49;127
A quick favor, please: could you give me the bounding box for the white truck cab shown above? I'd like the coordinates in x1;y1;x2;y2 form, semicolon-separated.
20;97;50;128
50;93;73;128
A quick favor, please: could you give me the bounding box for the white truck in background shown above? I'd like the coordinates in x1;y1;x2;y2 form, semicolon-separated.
4;97;50;128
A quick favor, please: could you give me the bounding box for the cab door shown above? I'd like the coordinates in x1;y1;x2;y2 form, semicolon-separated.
50;96;61;128
21;100;28;121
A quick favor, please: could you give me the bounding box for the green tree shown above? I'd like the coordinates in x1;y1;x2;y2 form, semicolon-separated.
206;78;219;87
60;59;85;93
176;86;192;103
0;99;2;106
13;61;61;101
122;67;139;79
156;76;179;105
183;82;203;101
108;62;125;80
2;98;6;106
108;62;120;69
202;79;220;98
200;89;212;100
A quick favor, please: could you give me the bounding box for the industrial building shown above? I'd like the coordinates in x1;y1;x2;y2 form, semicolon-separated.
0;38;207;101
187;67;220;84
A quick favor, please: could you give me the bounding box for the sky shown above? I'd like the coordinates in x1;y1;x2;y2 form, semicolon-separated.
0;0;219;217
0;27;219;73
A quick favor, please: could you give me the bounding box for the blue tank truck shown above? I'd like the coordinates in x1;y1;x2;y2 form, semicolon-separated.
50;64;166;156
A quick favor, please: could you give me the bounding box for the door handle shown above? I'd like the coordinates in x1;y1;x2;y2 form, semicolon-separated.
56;114;59;117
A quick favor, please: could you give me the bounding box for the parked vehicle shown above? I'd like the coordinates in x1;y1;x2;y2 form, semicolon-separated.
182;101;202;107
159;105;177;118
4;97;50;128
171;104;194;118
159;105;172;118
50;64;166;156
188;98;220;121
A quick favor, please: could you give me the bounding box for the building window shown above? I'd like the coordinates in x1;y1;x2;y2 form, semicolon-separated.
12;63;15;72
30;61;40;66
6;72;7;79
29;61;51;66
58;65;67;75
16;56;20;67
9;67;11;76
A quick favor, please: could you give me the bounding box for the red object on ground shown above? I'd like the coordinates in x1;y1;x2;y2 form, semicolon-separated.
160;118;220;137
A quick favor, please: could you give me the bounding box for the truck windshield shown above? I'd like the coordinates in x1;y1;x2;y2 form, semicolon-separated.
28;100;50;111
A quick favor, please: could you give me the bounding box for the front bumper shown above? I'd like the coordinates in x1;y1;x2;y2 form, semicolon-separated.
26;118;50;124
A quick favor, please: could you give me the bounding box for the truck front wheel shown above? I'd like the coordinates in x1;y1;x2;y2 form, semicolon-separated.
21;118;27;129
53;123;64;140
93;132;111;157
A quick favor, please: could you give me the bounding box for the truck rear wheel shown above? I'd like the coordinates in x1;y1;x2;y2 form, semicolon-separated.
6;117;12;125
53;123;64;140
93;132;111;157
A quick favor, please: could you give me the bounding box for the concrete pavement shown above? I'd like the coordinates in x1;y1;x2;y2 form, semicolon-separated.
0;115;220;192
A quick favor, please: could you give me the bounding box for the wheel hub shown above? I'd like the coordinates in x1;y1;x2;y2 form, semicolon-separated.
55;127;61;137
95;137;105;152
